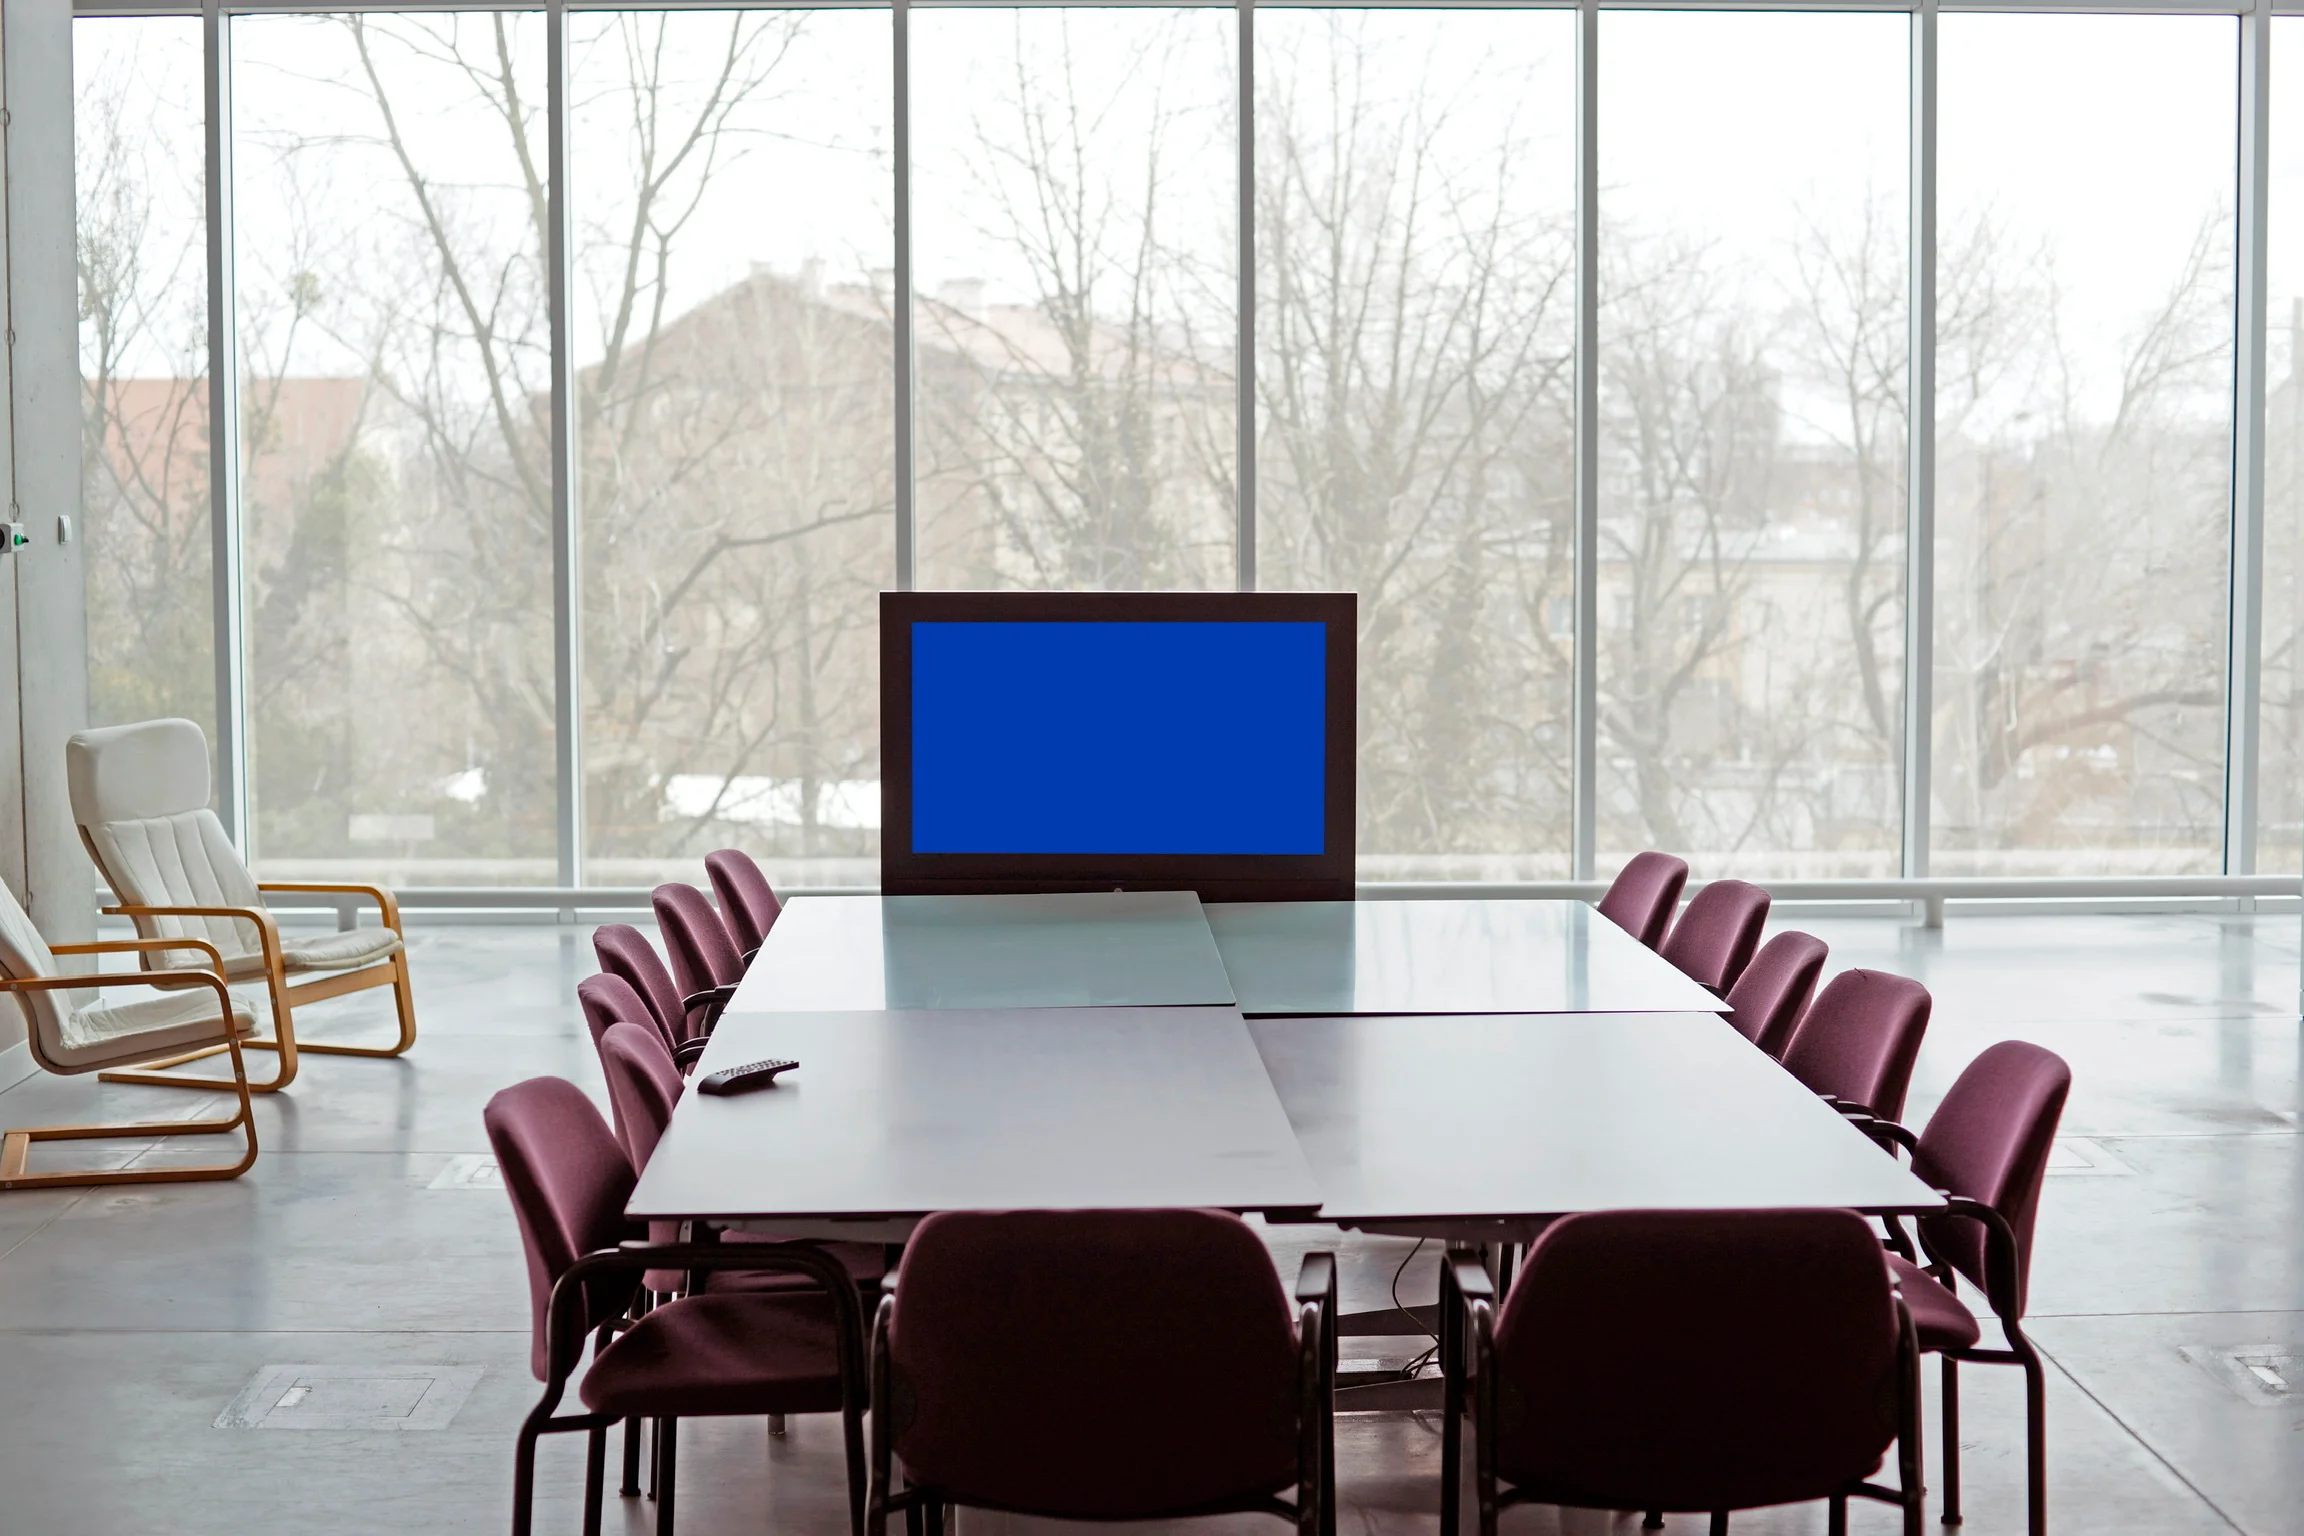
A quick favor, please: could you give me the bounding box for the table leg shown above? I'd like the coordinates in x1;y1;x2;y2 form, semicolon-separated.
1440;1250;1463;1536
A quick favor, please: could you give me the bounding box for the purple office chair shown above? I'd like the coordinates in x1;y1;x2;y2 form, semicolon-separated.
592;923;707;1058
1444;1208;1921;1536
868;1209;1334;1536
1658;879;1771;993
1722;931;1828;1058
599;1022;684;1182
1597;852;1690;949
652;882;743;1036
577;972;658;1056
486;1076;866;1536
1860;1041;2069;1536
1779;968;1932;1122
597;1019;884;1299
706;848;782;960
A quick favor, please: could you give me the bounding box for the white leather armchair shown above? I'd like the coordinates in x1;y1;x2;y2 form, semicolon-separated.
66;718;419;1093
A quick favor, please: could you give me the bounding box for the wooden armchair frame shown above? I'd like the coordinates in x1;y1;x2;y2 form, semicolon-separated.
96;881;417;1094
0;934;258;1190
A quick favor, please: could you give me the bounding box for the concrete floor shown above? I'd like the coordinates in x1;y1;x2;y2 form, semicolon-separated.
0;910;2297;1535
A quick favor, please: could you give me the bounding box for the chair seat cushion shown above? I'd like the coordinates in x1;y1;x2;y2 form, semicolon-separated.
55;988;258;1072
1888;1254;1982;1352
225;928;402;978
578;1292;844;1419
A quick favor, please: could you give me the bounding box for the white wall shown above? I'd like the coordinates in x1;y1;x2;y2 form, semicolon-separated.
0;0;93;1047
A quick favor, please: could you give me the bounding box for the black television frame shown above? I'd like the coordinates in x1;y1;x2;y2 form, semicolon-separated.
881;590;1357;902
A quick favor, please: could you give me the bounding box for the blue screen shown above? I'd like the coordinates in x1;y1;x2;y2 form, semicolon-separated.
910;621;1327;854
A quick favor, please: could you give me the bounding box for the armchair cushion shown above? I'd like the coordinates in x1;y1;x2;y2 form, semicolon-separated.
269;927;403;977
67;718;210;822
59;989;258;1073
0;873;253;1074
83;808;267;963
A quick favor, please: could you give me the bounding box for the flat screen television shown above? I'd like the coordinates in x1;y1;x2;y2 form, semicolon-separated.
881;591;1356;901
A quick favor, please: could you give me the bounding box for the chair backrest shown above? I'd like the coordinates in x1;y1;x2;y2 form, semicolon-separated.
1914;1040;2072;1317
598;1021;684;1173
66;718;266;964
651;881;742;1001
1721;930;1828;1058
576;972;656;1054
705;848;781;956
1596;851;1689;949
0;878;81;1072
889;1208;1301;1520
1778;968;1931;1121
1658;879;1771;993
482;1076;641;1381
1489;1208;1901;1513
591;924;691;1047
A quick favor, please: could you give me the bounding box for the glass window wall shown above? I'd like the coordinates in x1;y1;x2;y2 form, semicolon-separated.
1596;10;1909;882
910;6;1239;592
70;5;2301;893
1934;14;2236;876
77;18;215;744
232;12;556;884
1256;8;1576;881
570;10;892;890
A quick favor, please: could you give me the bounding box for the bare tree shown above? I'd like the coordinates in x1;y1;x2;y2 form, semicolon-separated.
1256;13;1575;870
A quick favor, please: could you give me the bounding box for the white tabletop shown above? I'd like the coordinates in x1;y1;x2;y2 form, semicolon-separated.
726;890;1237;1013
1249;1011;1944;1227
630;1006;1321;1221
1205;899;1724;1016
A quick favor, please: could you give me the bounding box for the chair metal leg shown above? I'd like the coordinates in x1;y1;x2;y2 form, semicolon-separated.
1941;1356;1962;1525
583;1424;607;1536
843;1396;869;1536
1323;1278;1338;1536
768;1412;787;1437
2020;1348;2048;1536
1643;1515;1663;1530
621;1415;643;1497
1440;1265;1463;1536
1710;1514;1730;1536
648;1417;659;1499
512;1421;543;1536
656;1416;678;1536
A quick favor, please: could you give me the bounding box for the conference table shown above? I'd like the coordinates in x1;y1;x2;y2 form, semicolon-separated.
630;889;1941;1526
633;888;1941;1233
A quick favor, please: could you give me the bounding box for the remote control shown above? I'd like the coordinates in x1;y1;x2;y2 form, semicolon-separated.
697;1058;798;1096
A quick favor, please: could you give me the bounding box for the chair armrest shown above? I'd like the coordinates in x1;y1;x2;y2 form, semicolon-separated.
258;881;404;934
1927;1193;2028;1324
672;1038;711;1071
1445;1249;1496;1307
1293;1250;1337;1308
682;983;738;1014
1843;1112;1919;1156
52;934;228;973
1;967;237;1014
105;902;283;977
